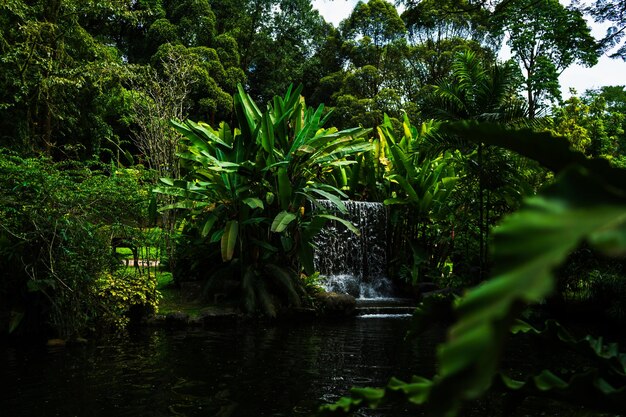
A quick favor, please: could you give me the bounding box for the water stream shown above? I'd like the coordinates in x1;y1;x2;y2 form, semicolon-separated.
313;200;394;299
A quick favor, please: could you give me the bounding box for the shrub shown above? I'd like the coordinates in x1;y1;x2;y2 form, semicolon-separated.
96;269;160;330
0;150;153;339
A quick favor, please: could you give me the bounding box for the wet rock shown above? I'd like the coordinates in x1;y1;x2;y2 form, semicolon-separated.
197;308;239;322
314;292;356;317
46;338;66;347
164;311;189;327
417;282;439;293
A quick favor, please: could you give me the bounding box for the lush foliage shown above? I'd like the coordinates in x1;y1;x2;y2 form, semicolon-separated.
96;268;160;330
0;151;156;338
1;10;626;416
378;114;459;285
155;84;370;315
550;86;626;166
422;50;536;281
320;123;626;416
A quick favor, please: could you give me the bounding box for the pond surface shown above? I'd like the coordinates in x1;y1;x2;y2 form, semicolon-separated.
1;317;444;417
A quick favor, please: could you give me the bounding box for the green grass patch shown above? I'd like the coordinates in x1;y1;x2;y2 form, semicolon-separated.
158;287;205;316
114;246;161;260
156;270;173;289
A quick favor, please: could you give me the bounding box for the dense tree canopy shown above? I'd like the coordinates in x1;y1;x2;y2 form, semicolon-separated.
1;0;625;346
493;0;599;117
0;0;131;157
0;0;612;154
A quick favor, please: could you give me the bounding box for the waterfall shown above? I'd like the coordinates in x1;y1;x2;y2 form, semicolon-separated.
313;200;393;299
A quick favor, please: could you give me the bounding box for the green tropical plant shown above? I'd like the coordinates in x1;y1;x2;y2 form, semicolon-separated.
155;84;371;316
377;114;459;285
423;49;535;281
326;122;391;201
319;122;626;416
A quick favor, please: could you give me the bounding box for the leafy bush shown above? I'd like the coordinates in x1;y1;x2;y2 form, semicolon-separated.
558;256;626;322
96;269;160;330
379;114;459;286
0;150;153;338
156;84;371;316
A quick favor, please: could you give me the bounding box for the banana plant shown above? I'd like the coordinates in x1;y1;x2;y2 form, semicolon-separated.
155;84;371;315
326;130;390;201
377;113;459;283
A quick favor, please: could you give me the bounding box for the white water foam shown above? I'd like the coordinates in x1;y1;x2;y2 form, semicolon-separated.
357;314;413;319
313;200;393;299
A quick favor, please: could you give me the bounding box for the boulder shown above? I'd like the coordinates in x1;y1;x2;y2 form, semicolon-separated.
164;311;189;327
315;292;356;317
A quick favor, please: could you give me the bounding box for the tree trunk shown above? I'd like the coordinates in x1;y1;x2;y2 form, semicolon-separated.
478;142;484;281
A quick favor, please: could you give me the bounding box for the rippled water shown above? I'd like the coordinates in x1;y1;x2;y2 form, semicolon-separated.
0;317;444;417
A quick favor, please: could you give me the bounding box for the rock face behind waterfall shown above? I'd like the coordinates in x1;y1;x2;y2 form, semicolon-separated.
313;200;393;298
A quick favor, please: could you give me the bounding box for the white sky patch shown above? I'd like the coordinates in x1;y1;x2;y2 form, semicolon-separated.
560;18;626;97
311;0;357;27
311;0;626;96
561;56;626;96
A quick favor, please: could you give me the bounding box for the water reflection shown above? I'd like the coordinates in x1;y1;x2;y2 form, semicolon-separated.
1;318;443;417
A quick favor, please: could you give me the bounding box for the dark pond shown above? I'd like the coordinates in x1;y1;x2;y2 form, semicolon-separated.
1;317;444;417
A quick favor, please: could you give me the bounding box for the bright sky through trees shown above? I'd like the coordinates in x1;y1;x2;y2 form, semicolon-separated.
311;0;626;97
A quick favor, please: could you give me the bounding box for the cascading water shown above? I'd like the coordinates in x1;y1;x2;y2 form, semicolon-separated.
313;200;394;299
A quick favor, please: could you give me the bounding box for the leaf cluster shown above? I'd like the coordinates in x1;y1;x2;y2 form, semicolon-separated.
320;122;626;416
0;151;152;338
155;84;371;315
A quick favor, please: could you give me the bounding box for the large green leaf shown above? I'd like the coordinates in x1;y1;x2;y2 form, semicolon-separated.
235;84;262;138
271;211;297;233
261;111;275;159
511;320;626;378
221;220;238;262
307;188;347;213
242;197;264;210
428;166;626;414
277;167;292;210
495;370;626;413
201;214;218;238
8;311;24;334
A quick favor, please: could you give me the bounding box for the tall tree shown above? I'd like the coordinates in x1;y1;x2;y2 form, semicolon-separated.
341;0;406;64
140;1;245;123
493;0;599;118
423;50;530;280
402;0;497;50
0;0;135;157
400;0;499;88
578;0;626;60
323;0;408;128
209;0;331;104
247;0;331;102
